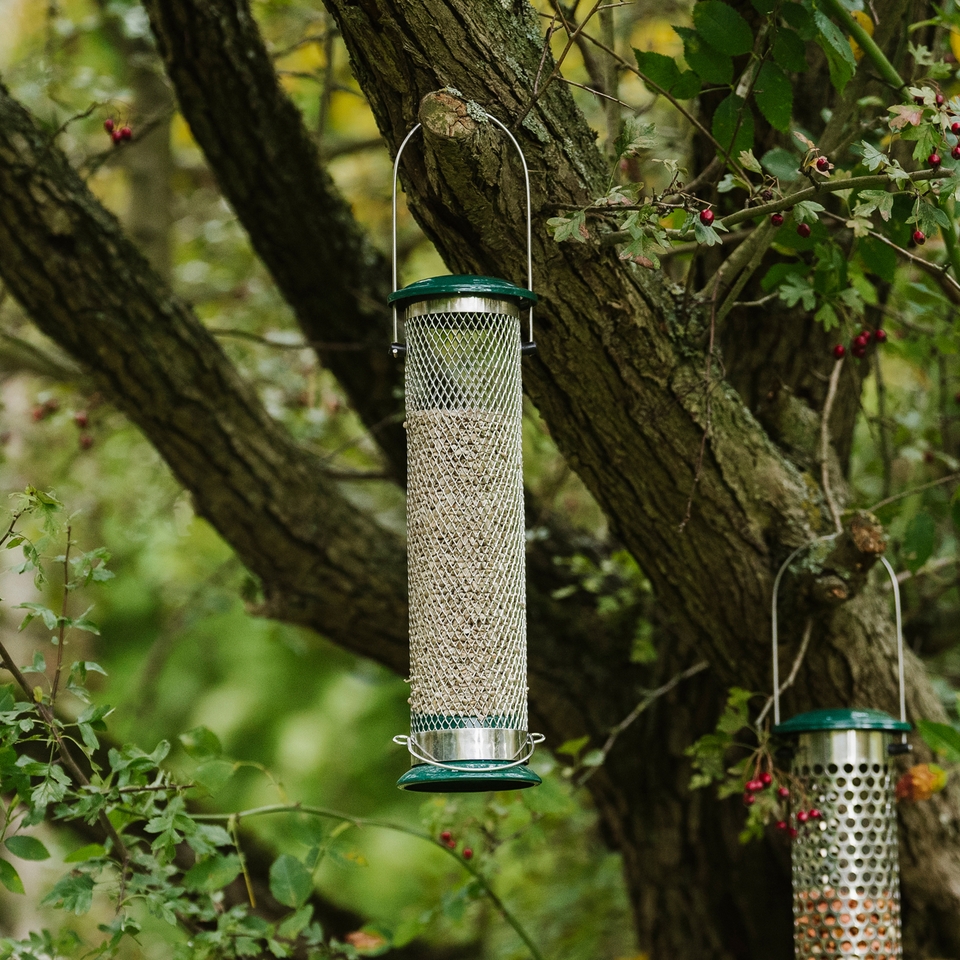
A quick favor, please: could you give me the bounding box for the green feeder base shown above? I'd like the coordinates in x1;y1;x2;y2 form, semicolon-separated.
397;761;542;793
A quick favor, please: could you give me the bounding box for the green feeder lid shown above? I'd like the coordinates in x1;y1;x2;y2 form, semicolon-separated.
397;760;542;793
774;708;911;735
388;275;537;307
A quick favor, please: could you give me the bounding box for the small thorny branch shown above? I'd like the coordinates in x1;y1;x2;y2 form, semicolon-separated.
820;357;845;534
51;524;71;703
576;659;709;787
755;618;814;731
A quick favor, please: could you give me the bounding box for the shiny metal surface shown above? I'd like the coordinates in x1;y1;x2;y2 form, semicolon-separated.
401;296;521;320
415;727;526;762
791;730;902;960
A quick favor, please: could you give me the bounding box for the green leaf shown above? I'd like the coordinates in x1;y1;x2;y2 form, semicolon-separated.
269;854;313;909
5;835;50;861
634;49;702;99
16;602;58;631
547;211;589;243
753;62;792;131
858;237;897;280
42;873;94;914
902;512;935;572
781;2;816;38
918;720;960;763
555;735;589;759
192;758;235;794
772;28;808;72
777;274;817;310
64;843;106;864
760;147;801;181
692;1;754;56
0;859;24;895
614;118;659;159
694;219;724;246
179;725;223;760
184;853;242;893
794;199;825;223
712;93;755;159
814;302;839;331
278;904;314;939
813;8;856;92
750;0;776;14
675;26;733;85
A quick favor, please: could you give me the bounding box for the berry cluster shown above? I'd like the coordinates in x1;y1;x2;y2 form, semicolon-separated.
29;397;94;450
833;328;886;360
438;830;472;860
104;118;133;146
775;807;823;839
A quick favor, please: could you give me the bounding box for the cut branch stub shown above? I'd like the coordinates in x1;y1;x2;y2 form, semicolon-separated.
807;512;887;607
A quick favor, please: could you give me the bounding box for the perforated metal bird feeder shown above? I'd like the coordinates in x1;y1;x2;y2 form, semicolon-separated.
771;547;910;960
389;115;543;792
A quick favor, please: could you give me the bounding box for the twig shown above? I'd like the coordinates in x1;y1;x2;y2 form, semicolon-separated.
575;660;709;787
51;524;71;703
866;471;960;512
819;357;845;534
193;803;545;960
873;346;892;500
755;619;814;729
895;555;958;583
208;328;368;351
557;77;635;109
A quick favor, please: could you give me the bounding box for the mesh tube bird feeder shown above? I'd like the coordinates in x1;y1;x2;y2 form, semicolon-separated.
389;115;543;792
771;546;910;960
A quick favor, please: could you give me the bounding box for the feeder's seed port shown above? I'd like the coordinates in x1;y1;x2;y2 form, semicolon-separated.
888;741;913;755
390;342;407;359
520;342;538;356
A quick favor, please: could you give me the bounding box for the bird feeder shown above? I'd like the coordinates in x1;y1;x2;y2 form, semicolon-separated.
771;547;910;960
389;115;543;792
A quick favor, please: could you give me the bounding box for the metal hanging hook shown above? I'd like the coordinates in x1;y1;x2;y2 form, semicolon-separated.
390;111;535;346
770;537;907;737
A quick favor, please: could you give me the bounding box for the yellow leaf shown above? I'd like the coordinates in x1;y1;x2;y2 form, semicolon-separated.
951;30;960;64
32;686;42;703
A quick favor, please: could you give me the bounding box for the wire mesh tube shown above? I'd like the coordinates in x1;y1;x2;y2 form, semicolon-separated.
402;297;527;761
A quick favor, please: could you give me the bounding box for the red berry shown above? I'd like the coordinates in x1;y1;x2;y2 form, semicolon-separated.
833;344;846;359
462;848;473;859
809;809;822;820
760;772;773;787
777;786;790;799
952;145;960;161
816;157;830;172
924;450;936;464
771;213;784;227
73;411;89;428
852;345;867;359
31;405;46;422
103;118;114;133
440;831;452;843
797;810;810;823
699;209;715;226
111;130;123;145
929;152;942;168
874;329;887;342
796;223;811;238
743;793;756;806
789;827;799;839
119;126;132;141
953;121;960;134
913;229;926;245
78;434;94;451
776;820;788;831
937;93;946;107
853;333;869;347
